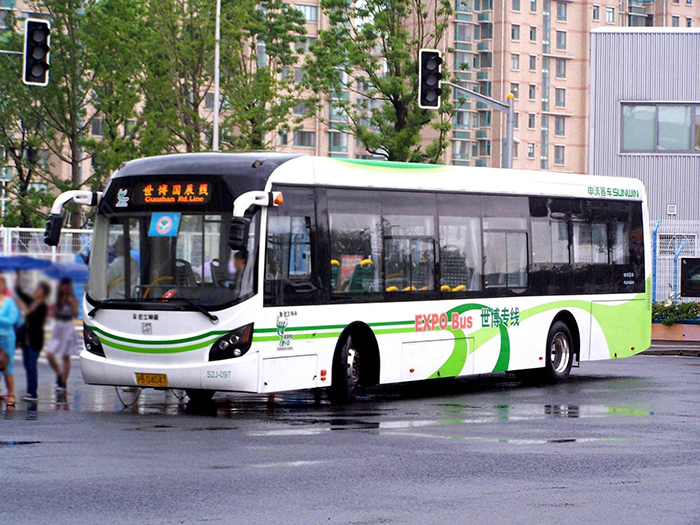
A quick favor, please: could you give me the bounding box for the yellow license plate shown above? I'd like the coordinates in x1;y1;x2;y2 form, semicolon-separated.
135;373;168;387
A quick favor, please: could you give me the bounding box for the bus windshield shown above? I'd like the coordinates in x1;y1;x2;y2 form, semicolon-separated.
87;210;259;309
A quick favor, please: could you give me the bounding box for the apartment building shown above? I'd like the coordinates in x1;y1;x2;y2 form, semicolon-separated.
445;0;699;172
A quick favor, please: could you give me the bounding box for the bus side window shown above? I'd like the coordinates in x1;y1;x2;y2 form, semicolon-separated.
327;189;383;296
264;187;319;307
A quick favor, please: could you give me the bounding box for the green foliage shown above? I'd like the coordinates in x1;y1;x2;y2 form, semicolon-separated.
652;302;700;327
303;0;454;163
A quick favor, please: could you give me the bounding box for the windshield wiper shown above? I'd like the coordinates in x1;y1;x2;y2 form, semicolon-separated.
159;296;219;324
87;298;137;318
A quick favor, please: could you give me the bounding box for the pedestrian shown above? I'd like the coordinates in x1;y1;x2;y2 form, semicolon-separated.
0;275;21;407
15;271;50;402
45;277;79;391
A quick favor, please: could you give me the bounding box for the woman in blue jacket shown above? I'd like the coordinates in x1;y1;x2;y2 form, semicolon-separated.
0;275;21;407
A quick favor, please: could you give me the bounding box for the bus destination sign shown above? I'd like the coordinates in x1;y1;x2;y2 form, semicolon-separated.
134;182;212;205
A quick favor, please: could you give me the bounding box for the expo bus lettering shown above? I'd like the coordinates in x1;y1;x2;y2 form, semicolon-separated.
415;312;473;332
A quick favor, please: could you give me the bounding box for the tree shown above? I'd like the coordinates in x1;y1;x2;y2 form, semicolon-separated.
218;0;308;151
82;0;145;191
304;0;454;163
138;0;218;154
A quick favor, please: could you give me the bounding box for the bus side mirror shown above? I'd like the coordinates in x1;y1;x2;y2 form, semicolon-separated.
44;214;64;247
229;217;250;251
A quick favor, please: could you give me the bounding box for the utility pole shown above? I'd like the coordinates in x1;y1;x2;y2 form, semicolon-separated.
442;81;516;168
212;0;221;152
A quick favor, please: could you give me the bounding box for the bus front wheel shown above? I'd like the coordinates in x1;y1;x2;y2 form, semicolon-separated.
328;335;361;404
542;321;574;383
186;389;216;403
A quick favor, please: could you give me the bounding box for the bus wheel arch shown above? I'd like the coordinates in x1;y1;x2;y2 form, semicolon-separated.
551;310;580;361
328;322;380;404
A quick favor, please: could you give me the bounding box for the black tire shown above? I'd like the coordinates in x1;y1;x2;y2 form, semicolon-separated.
186;389;216;403
540;321;574;383
328;335;361;405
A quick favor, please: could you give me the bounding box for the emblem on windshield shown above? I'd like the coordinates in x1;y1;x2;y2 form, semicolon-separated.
116;188;129;208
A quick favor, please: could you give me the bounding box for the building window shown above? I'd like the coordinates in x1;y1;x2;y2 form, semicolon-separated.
279;130;288;146
510;83;520;99
530;0;536;12
528;84;536;100
527;143;535;158
528;113;536;129
480;52;493;68
672;16;680;27
513;142;519;159
455;22;471;41
478;111;492;127
329;132;348;152
555;88;566;107
91;118;105;136
555;116;565;136
606;7;615;24
529;26;537;42
480;22;493;39
621;103;700;153
511;54;520;70
687;0;692;5
456;0;471;12
293;131;316;148
556;30;567;50
330;102;347;122
554;145;565;165
294;68;305;84
204;93;215;110
511;24;520;40
514;112;520;129
529;55;537;71
687;17;692;27
513;0;521;11
556;2;567;21
478;140;491;157
295;36;316;53
296;4;318;22
453;140;470;160
593;5;600;20
455;110;470;129
555;58;566;78
455;51;470;71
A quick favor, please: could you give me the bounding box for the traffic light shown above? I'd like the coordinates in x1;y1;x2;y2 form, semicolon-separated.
23;19;51;87
418;49;442;109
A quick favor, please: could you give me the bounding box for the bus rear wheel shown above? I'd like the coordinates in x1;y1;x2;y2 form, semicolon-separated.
328;335;361;405
542;321;574;383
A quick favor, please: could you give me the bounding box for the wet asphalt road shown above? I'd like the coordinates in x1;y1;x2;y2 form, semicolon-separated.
1;354;700;525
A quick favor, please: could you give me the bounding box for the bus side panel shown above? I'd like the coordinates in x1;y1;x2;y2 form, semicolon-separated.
589;298;650;361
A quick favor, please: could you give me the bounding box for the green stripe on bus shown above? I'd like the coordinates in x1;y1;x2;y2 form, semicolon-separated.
333;159;450;171
100;336;220;354
91;326;228;346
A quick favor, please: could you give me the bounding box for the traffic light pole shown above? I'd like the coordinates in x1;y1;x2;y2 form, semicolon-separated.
0;50;23;55
441;81;515;169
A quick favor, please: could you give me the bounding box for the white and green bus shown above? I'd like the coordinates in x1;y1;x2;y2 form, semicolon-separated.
45;153;651;403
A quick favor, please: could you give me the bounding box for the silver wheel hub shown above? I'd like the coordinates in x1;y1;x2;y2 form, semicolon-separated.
550;332;570;374
347;347;360;388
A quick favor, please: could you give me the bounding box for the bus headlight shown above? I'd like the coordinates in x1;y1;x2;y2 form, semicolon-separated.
83;323;105;357
209;324;253;361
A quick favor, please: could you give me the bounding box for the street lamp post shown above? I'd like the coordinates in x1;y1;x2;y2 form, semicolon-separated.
212;0;221;152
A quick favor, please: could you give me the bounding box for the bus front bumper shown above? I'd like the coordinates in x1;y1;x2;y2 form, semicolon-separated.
79;350;259;392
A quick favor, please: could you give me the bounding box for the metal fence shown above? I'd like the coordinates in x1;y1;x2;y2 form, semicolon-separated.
651;220;700;304
0;227;92;263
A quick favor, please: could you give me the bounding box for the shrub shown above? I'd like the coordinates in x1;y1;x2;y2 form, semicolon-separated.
652;302;700;326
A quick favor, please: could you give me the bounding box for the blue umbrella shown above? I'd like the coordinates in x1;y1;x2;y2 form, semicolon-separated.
0;256;52;272
44;262;89;283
